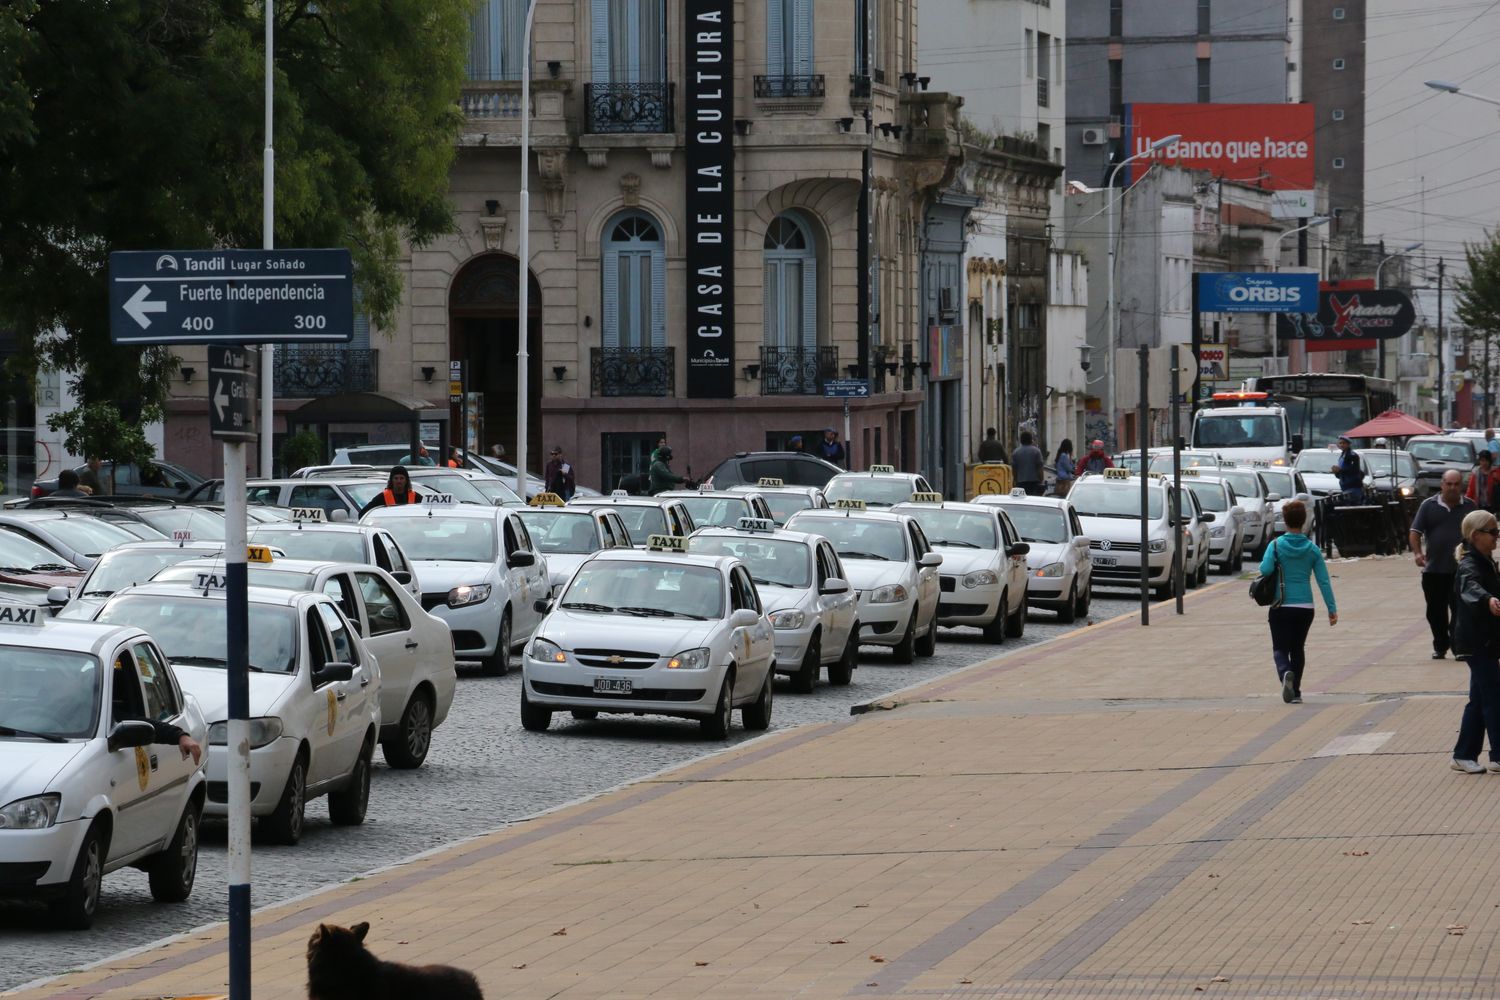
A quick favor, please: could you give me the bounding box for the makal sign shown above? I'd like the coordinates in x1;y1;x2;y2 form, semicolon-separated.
683;0;734;399
1197;272;1318;314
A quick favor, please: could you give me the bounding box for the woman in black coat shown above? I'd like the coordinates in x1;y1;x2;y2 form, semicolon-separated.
1450;509;1500;773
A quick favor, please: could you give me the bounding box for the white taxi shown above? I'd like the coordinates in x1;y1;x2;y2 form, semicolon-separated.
784;503;941;663
822;465;936;509
892;495;1030;642
726;479;828;525
52;539;228;620
687;519;858;691
1178;486;1215;588
971;491;1093;622
1070;470;1180;600
657;488;776;529
96;581;381;845
246;521;421;598
363;499;548;675
1209;464;1273;558
520;536;777;738
1180;470;1247;573
514;494;634;597
0;606;207;927
1257;466;1318;539
566;492;697;547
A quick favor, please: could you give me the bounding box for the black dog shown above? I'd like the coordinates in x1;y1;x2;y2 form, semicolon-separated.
307;921;484;1000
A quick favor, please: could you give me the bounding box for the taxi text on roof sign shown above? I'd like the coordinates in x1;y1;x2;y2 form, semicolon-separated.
0;604;42;627
910;492;943;504
172;529;194;543
833;498;867;510
1183;468;1201;476
290;507;326;523
422;493;455;505
1103;468;1132;480
869;464;896;473
736;517;776;533
646;533;688;552
529;492;566;507
756;477;784;487
611;489;630;497
195;571;229;592
247;545;274;564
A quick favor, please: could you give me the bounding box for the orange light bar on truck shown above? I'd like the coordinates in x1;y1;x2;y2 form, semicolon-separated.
1210;391;1269;402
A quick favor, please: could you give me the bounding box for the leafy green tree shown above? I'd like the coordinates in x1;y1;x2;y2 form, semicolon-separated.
1457;232;1500;422
0;0;471;456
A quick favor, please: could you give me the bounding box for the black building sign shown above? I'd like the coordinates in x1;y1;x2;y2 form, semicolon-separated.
684;0;734;398
1276;289;1416;342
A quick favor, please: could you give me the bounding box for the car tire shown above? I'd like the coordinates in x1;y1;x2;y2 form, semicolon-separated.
147;800;201;904
328;744;371;826
481;610;512;676
915;613;938;657
700;674;734;739
792;632;820;693
570;709;599;720
1004;596;1026;638
381;690;434;770
1056;583;1077;624
892;618;916;664
1198;558;1209;586
260;753;307;846
828;628;857;686
981;597;1008;643
520;687;552;732
742;669;774;731
50;822;105;929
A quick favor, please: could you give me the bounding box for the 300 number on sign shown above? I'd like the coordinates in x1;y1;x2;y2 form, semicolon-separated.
293;315;327;330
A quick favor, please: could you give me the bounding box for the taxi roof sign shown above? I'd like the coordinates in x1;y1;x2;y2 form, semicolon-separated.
422;493;455;505
833;498;867;510
247;545;274;564
194;571;229;592
1182;468;1201;477
290;507;325;523
1102;468;1132;480
756;477;784;488
171;529;194;544
529;492;566;507
0;604;43;627
868;464;896;474
646;533;688;552
910;492;944;503
1009;488;1028;498
735;517;776;533
611;489;629;497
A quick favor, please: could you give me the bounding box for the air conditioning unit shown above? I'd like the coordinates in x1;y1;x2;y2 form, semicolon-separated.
1080;127;1107;146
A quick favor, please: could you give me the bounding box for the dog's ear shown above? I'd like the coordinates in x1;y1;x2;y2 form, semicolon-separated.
315;924;331;942
352;922;370;942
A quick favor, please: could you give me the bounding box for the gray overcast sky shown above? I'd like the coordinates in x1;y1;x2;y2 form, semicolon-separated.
1363;0;1500;276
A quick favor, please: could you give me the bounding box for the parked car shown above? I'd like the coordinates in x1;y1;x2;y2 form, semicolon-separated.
31;460;206;500
1406;435;1476;497
0;527;84;612
704;451;844;490
52;539;227;621
0;510;142;569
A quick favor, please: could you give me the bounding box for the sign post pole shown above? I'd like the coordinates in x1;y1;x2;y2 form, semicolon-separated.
1171;345;1184;616
1138;344;1150;626
843;397;852;470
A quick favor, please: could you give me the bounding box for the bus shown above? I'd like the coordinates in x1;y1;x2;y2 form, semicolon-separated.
1243;374;1397;449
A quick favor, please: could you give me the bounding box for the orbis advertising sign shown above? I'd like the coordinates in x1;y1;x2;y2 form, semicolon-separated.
1197;272;1318;314
1126;103;1316;218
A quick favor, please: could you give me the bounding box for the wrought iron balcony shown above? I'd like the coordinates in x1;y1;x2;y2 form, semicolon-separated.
850;74;872;100
591;346;675;397
760;345;838;396
754;74;826;100
584;82;674;134
274;348;377;398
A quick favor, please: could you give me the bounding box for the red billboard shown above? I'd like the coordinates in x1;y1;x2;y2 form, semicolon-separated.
1124;103;1316;199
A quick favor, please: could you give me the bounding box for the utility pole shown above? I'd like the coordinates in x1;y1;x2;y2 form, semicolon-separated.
1438;257;1447;427
1138;344;1150;626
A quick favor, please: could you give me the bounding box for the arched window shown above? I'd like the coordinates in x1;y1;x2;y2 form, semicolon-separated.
763;212;818;349
467;0;524;81
602;211;665;349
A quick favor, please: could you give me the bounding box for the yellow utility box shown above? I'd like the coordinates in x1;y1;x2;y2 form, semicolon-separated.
966;463;1014;499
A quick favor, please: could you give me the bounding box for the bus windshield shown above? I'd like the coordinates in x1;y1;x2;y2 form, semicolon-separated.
1193;413;1285;449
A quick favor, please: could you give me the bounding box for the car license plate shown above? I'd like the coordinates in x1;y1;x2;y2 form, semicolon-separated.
1093;556;1118;567
593;677;632;694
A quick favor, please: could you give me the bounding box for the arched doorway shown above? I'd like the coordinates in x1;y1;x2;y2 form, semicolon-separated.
449;253;542;471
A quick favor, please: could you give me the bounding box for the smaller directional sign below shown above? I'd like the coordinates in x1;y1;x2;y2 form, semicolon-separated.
208;346;256;442
823;379;871;399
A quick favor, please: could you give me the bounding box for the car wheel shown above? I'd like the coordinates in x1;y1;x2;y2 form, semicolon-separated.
792;632;820;693
147;800;201;903
328;745;371;826
981;594;1008;643
570;709;599;720
381;691;434;770
915;612;937;657
1078;581;1091;617
1056;583;1077;624
481;610;512;676
1004;596;1026;638
828;627;857;686
742;669;774;731
1198;557;1209;586
260;753;307;846
520;687;552;732
50;823;105;929
891;618;916;664
700;674;733;739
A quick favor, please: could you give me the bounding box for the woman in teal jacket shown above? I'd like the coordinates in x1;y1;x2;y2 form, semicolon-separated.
1259;499;1338;703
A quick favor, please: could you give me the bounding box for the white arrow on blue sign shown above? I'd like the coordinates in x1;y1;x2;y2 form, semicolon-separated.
823;379;870;398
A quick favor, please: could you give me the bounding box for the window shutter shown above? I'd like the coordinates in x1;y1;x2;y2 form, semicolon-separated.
764;262;779;347
503;0;525;80
650;245;666;348
601;246;620;348
352;311;371;351
591;0;611;83
792;0;814;76
801;250;817;349
768;0;785;78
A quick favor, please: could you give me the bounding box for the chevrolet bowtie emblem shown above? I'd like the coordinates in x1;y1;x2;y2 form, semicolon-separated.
608;655;624;664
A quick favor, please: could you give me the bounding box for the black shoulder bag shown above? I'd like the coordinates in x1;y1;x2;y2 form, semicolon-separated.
1250;537;1283;607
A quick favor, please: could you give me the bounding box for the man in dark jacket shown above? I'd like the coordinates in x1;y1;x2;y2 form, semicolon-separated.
977;428;1007;463
1011;430;1045;496
1410;470;1476;659
1448;509;1500;772
820;429;846;466
649;446;688;495
359;466;420;516
50;469;91;498
1331;436;1364;503
544;447;577;500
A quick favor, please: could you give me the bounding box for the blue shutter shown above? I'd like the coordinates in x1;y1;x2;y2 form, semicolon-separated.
650;245;666;348
801;253;817;350
591;0;611;83
792;0;814;76
352;311;371;351
768;0;785;78
503;0;525;80
602;246;620;348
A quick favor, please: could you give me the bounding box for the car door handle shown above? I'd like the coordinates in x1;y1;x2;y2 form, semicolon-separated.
336;690;348;701
359;675;371;687
405;639;419;650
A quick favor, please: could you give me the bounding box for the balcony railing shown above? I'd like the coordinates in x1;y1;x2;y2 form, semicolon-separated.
760;345;838;396
274;348;378;398
591;346;674;397
754;74;826;100
850;74;872;100
584;82;674;134
460;82;524;119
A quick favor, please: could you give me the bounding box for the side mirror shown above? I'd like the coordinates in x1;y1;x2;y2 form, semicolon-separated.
729;608;760;628
330;509;350;523
1007;542;1031;558
1291;434;1304;453
107;720;156;753
507;549;537;568
174;481;188;491
1266;493;1283;503
533;598;553;615
47;585;70;607
391;570;413;585
1199;512;1216;523
819;578;851;596
919;552;944;568
314;661;356;684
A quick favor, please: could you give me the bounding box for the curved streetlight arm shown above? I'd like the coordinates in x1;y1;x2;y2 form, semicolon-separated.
1377;242;1424;289
1426;80;1500;107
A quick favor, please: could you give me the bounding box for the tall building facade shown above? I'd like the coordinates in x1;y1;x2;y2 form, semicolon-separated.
1299;0;1364;239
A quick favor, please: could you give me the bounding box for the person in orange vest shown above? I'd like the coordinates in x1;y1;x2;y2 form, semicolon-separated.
446;446;462;469
359;466;420;517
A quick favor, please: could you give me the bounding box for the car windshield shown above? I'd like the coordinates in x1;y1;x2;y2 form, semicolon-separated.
793;516;908;562
687;536;811;588
901;508;998;549
591;504;667;543
1259;469;1298;496
759;493;813;524
515;511;601;555
407;473;491;505
0;529;75;571
0;648;101;739
1186;482;1230;512
135;507;227;541
343;482;387;508
1409;440;1474;464
98;595;298;673
369;515;498;562
1215;471;1264;499
1363;452;1418;478
1069;482;1165;520
1193;414;1284;449
676;496;752;528
467;478;523;505
995;505;1069;544
32;516;138;557
1148;453;1221;472
560;561;724;618
1294;450;1339;473
81;547;219;597
823;476;918;507
247;527;366;562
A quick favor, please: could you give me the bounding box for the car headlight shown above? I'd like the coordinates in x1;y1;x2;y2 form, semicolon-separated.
769;609;806;630
447;583;492;608
1149;539;1168;553
0;793;61;830
1400;485;1414;497
666;646;712;670
962;570;998;588
529;637;566;663
207;717;284;749
1210;526;1227;538
869;584;909;603
1035;562;1065;578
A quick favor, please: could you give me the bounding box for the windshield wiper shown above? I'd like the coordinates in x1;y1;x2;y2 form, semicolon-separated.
561;601;615;613
751;577;796;588
30;563;72;572
0;724;67;743
932;538;982;549
170;656;262;672
82;589;115;597
616;605;676;618
839;550;890;561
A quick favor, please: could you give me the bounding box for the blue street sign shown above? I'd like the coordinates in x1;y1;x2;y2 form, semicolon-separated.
109;249;354;345
823;379;870;398
1196;272;1318;314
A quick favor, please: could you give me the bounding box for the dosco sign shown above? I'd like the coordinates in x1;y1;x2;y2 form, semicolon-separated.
1197;272;1318;314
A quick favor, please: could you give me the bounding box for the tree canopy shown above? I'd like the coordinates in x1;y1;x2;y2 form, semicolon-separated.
0;0;471;457
1457;231;1500;338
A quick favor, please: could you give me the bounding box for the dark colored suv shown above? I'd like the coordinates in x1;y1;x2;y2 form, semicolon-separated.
705;451;844;489
1405;435;1478;497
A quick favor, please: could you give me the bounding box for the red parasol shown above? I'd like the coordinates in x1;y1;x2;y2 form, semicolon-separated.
1341;408;1442;440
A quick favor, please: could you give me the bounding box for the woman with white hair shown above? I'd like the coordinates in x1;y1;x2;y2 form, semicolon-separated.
1450;508;1500;773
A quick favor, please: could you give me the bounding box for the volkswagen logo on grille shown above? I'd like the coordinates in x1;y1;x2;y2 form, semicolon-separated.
1100;539;1112;551
608;654;624;664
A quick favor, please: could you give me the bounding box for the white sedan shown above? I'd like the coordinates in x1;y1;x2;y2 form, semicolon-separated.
1211;465;1273;558
972;492;1093;622
97;582;382;845
892;498;1030;642
726;481;828;525
246;522;421;598
513;504;635;597
1181;472;1247;573
0;610;207;928
521;540;777;738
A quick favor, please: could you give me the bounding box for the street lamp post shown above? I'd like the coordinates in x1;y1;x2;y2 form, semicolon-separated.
1271;215;1330;370
515;0;539;500
1377;241;1423;384
1105;132;1181;445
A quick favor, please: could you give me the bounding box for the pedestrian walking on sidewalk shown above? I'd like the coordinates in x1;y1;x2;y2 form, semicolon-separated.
1012;430;1045;496
1260;499;1337;704
1448;510;1500;774
1054;439;1076;498
1409;471;1476;659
